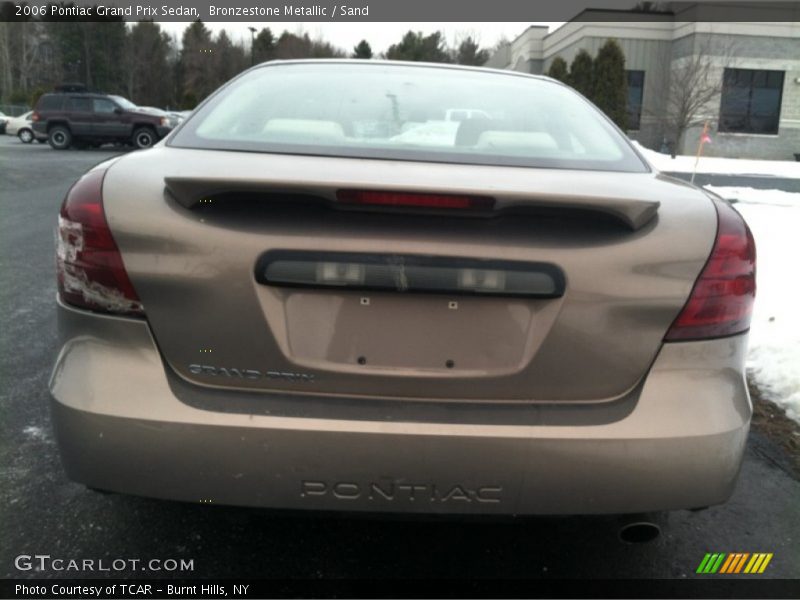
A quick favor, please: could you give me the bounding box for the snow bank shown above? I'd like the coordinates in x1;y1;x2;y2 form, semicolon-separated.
705;185;800;208
628;141;800;420
22;426;48;441
702;186;800;423
633;141;800;179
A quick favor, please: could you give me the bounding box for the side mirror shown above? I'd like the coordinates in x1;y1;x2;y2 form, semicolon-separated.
114;107;123;115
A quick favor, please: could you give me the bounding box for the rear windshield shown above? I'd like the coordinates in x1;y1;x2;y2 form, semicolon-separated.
171;62;647;172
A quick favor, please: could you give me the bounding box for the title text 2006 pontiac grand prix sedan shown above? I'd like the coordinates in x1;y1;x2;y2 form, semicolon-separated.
50;60;755;516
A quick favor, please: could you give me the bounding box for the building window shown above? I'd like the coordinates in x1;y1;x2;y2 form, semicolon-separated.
626;70;645;130
719;68;784;134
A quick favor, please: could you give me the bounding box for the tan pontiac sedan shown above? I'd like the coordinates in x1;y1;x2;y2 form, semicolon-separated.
50;61;755;516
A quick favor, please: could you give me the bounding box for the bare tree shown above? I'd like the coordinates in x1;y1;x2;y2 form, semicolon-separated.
654;37;737;151
0;23;12;101
0;20;50;104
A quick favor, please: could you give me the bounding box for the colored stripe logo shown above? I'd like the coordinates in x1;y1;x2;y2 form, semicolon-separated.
696;553;773;574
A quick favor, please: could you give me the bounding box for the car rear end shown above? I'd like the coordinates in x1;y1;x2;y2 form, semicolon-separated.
31;93;62;138
49;62;755;514
5;114;22;135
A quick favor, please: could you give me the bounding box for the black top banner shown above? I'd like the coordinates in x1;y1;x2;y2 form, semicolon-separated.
2;0;800;21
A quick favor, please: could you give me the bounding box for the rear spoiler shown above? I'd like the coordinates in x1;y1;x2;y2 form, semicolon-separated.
165;177;660;231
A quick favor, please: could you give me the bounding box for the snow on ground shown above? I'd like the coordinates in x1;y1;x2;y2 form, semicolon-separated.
22;426;48;441
702;185;800;423
633;141;800;178
704;186;799;208
626;141;800;421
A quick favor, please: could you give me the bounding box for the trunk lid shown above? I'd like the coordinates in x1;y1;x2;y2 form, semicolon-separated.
104;147;716;402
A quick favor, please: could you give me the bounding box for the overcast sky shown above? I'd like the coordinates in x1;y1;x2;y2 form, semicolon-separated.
156;22;564;54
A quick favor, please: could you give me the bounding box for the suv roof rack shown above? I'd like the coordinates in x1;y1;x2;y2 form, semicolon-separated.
54;83;94;93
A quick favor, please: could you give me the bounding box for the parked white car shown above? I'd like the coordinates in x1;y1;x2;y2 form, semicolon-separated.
5;111;42;143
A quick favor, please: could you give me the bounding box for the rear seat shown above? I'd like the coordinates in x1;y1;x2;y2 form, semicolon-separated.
262;119;346;143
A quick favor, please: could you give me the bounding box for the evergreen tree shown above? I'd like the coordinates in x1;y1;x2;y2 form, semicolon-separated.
568;49;594;98
126;21;173;106
89;18;127;93
273;31;344;59
178;20;214;107
386;31;450;63
2;19;348;108
45;20;87;85
453;36;489;65
214;30;247;87
593;39;627;129
44;16;127;95
252;28;275;63
29;86;47;108
547;56;569;82
352;40;372;59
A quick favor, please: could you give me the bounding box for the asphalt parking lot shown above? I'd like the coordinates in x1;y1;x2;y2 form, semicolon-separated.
0;134;798;582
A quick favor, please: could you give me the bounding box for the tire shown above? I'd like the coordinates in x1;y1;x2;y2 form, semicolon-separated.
18;128;34;144
132;127;157;150
48;126;72;150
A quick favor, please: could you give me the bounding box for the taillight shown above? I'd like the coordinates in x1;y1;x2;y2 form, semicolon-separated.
31;111;40;122
337;189;495;211
665;198;755;341
56;168;144;317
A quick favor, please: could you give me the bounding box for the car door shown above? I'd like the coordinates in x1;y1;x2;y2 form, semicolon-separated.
66;97;94;136
93;98;128;139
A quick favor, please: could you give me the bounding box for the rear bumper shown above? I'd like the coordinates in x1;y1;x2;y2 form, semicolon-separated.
49;300;751;515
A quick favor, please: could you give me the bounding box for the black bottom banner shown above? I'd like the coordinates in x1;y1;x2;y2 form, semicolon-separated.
2;578;800;599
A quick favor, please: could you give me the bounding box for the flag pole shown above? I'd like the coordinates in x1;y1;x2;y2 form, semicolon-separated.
691;121;710;185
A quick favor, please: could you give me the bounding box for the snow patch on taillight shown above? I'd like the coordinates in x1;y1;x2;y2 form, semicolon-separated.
60;264;144;315
55;168;144;317
56;215;82;261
